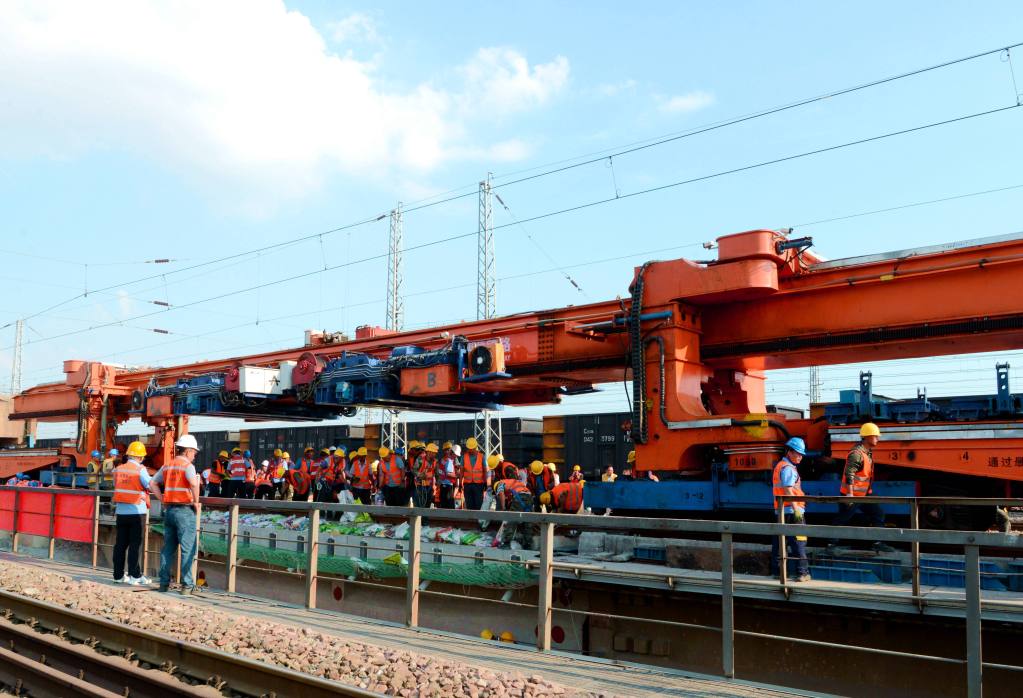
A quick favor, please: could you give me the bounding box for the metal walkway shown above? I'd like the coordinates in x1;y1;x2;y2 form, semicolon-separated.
2;554;810;698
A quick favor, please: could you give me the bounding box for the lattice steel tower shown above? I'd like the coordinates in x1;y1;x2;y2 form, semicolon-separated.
382;204;407;452
474;174;503;455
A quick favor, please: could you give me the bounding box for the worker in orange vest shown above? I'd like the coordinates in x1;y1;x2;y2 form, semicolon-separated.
206;451;228;497
254;460;275;499
225;448;247;499
771;437;811;582
112;441;152;586
568;465;584;483
405;441;424;502
329;448;348;504
349;446;375;505
526;461;554;511
413;443;438;509
830;423;894;553
436;442;457;509
460;437;487;510
313;448;338;504
242;450;256;499
149;434;201;594
493;476;534;549
286;451;311;501
539;480;584;514
378;446;408;506
298;447;316;475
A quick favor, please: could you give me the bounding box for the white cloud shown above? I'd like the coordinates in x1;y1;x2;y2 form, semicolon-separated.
594;79;637;97
660;90;715;114
459;47;570;113
0;2;568;208
326;12;379;44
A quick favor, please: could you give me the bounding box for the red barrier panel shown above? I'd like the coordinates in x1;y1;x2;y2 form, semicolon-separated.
0;491;13;531
0;490;96;544
54;493;96;543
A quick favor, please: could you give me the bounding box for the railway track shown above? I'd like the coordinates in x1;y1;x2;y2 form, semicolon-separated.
0;589;379;697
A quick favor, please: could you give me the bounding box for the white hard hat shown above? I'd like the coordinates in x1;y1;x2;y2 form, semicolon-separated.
261;460;269;467
175;433;200;450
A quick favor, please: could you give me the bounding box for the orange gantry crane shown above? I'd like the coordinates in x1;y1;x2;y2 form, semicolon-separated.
6;229;1023;503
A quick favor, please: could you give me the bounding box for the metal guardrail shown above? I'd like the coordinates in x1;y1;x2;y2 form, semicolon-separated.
2;487;1022;697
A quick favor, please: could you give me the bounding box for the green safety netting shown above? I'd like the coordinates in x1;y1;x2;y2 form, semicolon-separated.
152;526;536;588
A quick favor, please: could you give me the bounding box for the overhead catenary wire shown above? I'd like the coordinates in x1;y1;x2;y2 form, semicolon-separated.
6;41;1021;332
5;100;1020;354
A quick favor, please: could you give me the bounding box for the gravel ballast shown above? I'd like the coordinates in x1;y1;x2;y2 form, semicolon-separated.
0;561;609;697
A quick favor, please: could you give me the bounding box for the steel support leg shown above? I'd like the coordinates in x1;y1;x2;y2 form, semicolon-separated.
406;515;421;627
965;545;983;698
722;532;734;678
537;522;554;651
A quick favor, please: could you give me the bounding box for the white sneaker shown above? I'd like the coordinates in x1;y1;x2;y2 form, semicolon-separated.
132;575;152;586
124;577;141;586
114;576;128;584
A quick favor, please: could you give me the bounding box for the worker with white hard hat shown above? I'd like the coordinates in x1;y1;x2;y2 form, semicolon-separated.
149;433;202;594
830;423;894;553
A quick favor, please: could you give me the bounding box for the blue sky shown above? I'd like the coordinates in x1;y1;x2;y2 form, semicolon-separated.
1;1;1021;437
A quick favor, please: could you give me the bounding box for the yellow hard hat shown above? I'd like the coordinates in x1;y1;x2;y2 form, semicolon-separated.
573;465;581;472
358;446;368;456
219;450;229;459
860;422;881;438
282;451;290;459
304;446;314;453
333;448;345;457
442;441;453;450
547;463;557;471
466;437;479;450
231;447;242;454
273;448;283;457
627;450;636;463
425;443;439;453
486;454;501;470
529;460;544;475
378;446;391;458
480;628;494;641
126;441;147;458
499;631;515;643
320;448;331;455
539;491;552;506
408;440;421;449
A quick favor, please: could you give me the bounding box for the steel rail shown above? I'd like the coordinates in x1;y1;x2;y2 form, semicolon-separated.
0;644;122;698
0;589;380;698
0;617;206;697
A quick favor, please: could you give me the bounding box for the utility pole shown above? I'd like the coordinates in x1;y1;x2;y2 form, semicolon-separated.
10;319;23;396
382;204;406;452
809;365;821;405
474;173;503;456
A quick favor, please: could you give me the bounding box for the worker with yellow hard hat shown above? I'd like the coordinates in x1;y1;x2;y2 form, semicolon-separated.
348;446;376;506
568;464;584;483
413;443;439;509
829;422;893;552
378;445;409;506
206;450;228;497
435;441;457;509
539;479;584;514
493;469;535;548
112;441;152;585
526;460;554;511
460;436;487;511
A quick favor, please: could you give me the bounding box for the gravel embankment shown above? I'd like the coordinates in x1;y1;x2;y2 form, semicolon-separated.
0;562;607;697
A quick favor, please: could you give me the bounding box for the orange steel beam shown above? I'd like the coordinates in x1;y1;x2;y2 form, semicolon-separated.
8;229;1023;479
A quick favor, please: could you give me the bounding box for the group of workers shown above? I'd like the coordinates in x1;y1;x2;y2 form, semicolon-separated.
196;438;587;517
771;421;891;582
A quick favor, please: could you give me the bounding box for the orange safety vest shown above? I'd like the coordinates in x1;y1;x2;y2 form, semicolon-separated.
840;444;874;496
550;481;583;513
289;469;310;496
414;455;435;486
254;469;271;487
228;455;247;479
351;457;373;489
462;451;486;485
298;458;314;475
772;457;805;512
112;460;147;506
498;479;531;511
244;459;255;483
208;460;226;485
161;456;195;504
380;454;405;488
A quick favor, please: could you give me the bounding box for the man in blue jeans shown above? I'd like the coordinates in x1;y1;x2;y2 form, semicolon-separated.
149;434;202;594
771;437;811;582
